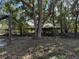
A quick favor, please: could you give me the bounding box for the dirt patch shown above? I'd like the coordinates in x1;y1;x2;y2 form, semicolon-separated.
0;36;79;59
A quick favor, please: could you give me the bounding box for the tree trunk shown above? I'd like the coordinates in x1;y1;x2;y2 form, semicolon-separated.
19;25;23;36
37;0;43;39
32;0;38;38
52;0;55;27
60;2;63;34
8;16;12;44
63;16;68;34
74;15;78;34
64;24;68;33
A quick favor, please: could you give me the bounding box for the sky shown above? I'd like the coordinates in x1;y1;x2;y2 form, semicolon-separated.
0;0;22;15
0;0;22;8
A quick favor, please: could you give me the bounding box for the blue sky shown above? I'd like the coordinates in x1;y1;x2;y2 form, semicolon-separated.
0;0;3;6
0;0;22;8
15;2;23;8
0;0;23;15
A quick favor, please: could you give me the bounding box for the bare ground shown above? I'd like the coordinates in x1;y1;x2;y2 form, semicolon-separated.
0;36;79;59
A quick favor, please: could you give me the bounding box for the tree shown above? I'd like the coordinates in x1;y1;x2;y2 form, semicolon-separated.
37;0;43;39
71;0;79;34
3;3;13;43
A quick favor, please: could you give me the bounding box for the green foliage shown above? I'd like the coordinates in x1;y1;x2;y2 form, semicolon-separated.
0;48;5;52
1;0;79;35
4;3;11;12
57;55;66;59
